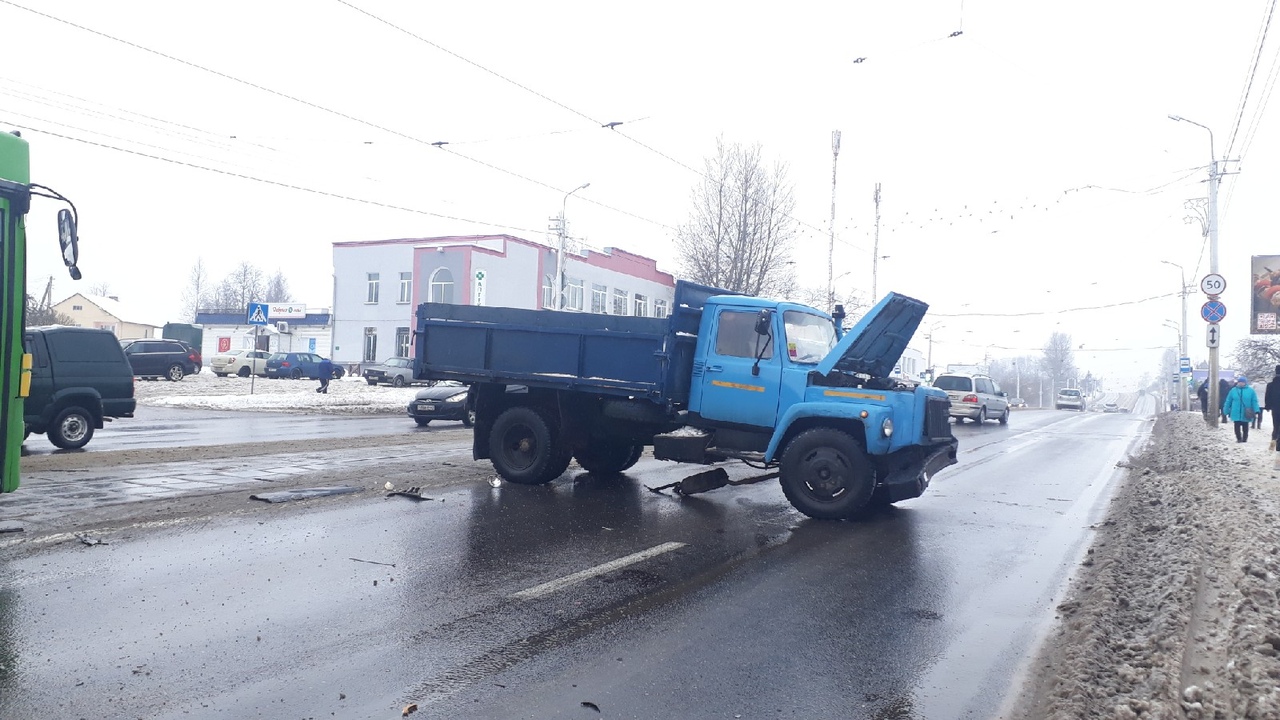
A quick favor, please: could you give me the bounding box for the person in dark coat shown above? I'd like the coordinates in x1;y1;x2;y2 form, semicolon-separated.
1265;365;1280;449
317;357;333;394
1219;377;1232;422
1198;379;1210;419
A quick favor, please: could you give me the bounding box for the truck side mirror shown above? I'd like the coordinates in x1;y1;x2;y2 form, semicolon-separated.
754;310;771;336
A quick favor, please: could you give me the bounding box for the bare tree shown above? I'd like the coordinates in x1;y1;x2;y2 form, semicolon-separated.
180;258;210;321
208;262;266;312
264;270;291;303
25;293;73;326
1232;337;1280;380
1042;332;1077;393
675;138;797;298
88;281;113;297
788;284;868;322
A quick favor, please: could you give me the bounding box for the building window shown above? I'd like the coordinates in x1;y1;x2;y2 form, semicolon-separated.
363;327;378;362
399;272;412;303
633;293;648;317
72;304;83;311
429;268;454;304
654;299;668;319
591;284;608;314
543;275;556;309
612;289;628;316
565;278;584;312
366;273;380;304
396;327;410;358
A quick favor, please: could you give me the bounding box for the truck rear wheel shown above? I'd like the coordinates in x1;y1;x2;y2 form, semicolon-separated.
779;428;875;520
574;441;640;476
489;406;570;485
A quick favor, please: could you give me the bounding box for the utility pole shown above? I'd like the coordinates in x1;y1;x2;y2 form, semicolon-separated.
871;183;882;301
556;183;590;311
827;130;840;313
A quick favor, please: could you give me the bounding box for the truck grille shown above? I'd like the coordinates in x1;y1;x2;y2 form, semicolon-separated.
925;397;953;441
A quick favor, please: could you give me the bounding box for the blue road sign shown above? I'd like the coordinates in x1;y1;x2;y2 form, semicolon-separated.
1201;300;1226;323
246;302;270;326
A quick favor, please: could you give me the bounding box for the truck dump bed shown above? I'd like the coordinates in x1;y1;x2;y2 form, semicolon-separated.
414;280;729;405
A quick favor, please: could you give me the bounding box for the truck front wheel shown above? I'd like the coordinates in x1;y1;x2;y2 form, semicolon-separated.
489;406;571;485
574;441;640;476
779;428;876;520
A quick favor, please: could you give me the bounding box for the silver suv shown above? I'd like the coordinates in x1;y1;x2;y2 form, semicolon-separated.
1056;388;1086;411
932;373;1010;425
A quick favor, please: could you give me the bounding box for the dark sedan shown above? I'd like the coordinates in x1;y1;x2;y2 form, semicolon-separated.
407;382;474;427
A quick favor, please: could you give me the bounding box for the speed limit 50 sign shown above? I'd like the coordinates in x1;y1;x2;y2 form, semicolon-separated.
1201;273;1226;296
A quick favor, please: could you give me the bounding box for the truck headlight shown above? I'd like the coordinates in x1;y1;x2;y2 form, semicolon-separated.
881;418;894;438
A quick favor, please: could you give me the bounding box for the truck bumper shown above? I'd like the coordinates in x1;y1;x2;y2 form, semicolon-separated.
874;438;959;501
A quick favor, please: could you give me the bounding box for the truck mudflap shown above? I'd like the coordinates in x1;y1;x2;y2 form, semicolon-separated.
873;438;959;502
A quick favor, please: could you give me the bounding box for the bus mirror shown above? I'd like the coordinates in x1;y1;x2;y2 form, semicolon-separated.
57;208;81;280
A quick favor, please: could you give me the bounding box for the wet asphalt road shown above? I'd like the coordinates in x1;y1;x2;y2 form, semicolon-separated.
19;406;422;456
0;398;1157;719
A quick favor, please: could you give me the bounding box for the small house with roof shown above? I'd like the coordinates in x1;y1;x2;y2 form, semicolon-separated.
51;293;166;339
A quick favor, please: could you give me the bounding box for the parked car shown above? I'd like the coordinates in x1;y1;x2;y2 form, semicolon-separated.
210;349;272;377
119;338;200;381
932;372;1011;424
263;352;345;380
363;357;423;387
1008;397;1027;408
1056;388;1086;411
407;381;474;426
24;326;136;449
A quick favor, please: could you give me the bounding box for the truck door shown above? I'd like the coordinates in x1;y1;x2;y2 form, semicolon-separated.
695;308;782;428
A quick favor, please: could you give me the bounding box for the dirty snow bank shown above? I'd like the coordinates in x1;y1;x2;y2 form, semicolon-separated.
132;371;420;415
1008;412;1280;719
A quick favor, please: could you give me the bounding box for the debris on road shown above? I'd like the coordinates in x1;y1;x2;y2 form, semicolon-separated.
581;700;601;712
0;522;23;534
349;557;396;568
73;533;106;546
248;486;360;503
402;703;418;717
386;486;432;501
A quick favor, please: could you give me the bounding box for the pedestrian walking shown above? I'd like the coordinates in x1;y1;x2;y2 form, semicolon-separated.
1219;377;1231;423
1223;375;1261;443
1264;365;1280;450
1198;379;1210;419
317;356;333;394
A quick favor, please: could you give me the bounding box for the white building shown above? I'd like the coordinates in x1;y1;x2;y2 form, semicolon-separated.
194;305;333;365
894;346;926;381
331;234;677;368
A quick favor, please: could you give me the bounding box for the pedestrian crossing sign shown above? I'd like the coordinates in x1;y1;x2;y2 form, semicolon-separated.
246;303;269;326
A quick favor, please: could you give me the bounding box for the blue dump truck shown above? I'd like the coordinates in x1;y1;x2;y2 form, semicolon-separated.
413;281;957;520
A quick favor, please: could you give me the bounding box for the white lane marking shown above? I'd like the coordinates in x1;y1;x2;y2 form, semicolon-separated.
510;541;687;601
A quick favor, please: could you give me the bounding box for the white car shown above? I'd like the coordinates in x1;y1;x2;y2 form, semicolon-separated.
209;349;272;377
1056;388;1086;411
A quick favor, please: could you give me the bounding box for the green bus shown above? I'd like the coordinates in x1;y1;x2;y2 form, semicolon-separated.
0;130;82;492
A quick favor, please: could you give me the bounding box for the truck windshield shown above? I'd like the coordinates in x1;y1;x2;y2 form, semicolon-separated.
783;311;837;364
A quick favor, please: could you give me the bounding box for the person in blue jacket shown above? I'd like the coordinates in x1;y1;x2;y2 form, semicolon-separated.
1223;375;1261;443
316;356;333;394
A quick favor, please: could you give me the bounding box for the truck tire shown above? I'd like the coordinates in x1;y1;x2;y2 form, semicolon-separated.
574;441;638;476
622;444;644;471
48;406;95;450
489;406;570;485
779;428;875;520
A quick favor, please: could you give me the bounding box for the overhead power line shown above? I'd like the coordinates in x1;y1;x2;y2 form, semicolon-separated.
1225;0;1278;160
930;291;1178;318
3;121;547;235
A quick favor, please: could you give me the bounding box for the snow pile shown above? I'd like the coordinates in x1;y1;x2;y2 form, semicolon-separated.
133;371;420;415
1010;412;1280;719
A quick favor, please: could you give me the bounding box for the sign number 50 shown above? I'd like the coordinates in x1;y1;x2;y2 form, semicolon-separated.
1201;274;1226;295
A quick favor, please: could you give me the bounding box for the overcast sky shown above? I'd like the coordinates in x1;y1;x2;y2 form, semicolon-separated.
4;0;1277;389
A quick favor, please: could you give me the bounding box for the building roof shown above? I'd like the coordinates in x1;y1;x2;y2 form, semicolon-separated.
195;311;332;327
56;293;167;328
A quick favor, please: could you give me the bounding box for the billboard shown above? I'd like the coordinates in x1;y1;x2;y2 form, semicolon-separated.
1251;255;1280;334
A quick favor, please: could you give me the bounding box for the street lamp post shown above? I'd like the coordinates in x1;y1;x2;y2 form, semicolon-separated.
1160;260;1191;411
556;183;590;310
1163;320;1182;409
1168;114;1220;427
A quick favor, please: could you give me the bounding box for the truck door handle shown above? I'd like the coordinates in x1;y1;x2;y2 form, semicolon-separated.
706;365;724;372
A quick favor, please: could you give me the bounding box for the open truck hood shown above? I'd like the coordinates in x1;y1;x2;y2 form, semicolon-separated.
814;292;928;378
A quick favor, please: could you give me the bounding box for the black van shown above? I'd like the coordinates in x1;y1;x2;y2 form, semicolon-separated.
23;327;136;449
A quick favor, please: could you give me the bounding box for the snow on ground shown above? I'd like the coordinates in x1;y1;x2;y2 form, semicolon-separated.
133;370;423;415
1008;411;1280;720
